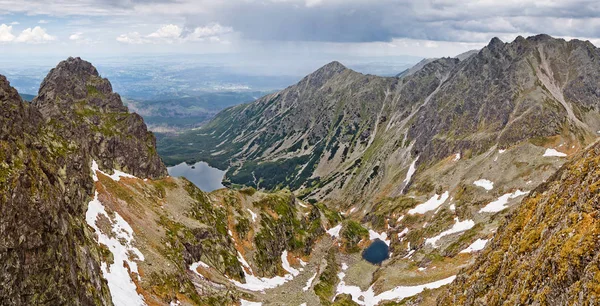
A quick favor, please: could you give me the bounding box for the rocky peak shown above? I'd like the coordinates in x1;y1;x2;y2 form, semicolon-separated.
34;57;126;115
0;75;20;103
298;60;352;89
489;36;503;46
32;57;167;179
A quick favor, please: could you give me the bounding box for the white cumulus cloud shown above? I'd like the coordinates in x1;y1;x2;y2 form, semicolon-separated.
0;24;56;44
69;32;83;40
116;32;147;44
0;24;15;42
15;26;56;43
187;23;233;41
147;24;182;39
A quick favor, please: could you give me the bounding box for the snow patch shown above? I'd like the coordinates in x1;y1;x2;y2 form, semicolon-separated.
189;260;211;278
460;239;489;253
408;191;449;215
335;270;456;305
327;224;343;238
85;192;146;306
303;272;318;291
398;227;409;239
230;251;298;292
368;230;390;246
92;160;138;182
473;179;494;190
240;300;262;306
281;250;300;276
402;156;419;192
479;190;529;213
453;153;460;161
543;148;567;157
247;208;258;222
425;218;475;247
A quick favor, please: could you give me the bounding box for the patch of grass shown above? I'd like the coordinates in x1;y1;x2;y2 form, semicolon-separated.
314;248;339;305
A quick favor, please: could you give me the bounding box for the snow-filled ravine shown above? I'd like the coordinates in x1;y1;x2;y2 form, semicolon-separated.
335;262;456;305
402;156;419;192
87;163;146;306
326;224;343;238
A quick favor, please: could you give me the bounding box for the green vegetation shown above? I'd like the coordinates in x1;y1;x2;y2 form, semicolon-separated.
340;220;369;253
314;248;339;305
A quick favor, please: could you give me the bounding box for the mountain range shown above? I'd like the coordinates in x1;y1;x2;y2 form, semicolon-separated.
5;34;600;306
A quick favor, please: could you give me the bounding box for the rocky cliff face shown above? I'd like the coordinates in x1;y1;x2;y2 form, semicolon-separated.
438;140;600;305
0;74;112;305
0;57;168;305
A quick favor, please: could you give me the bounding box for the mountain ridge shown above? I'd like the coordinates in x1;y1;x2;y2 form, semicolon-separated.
159;34;600;208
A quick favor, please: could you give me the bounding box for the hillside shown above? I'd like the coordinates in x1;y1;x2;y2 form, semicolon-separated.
438;139;600;305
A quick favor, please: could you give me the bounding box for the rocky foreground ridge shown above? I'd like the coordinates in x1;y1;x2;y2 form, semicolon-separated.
0;56;168;304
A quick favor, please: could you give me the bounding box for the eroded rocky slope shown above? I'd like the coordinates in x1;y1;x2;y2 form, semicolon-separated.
438;139;600;305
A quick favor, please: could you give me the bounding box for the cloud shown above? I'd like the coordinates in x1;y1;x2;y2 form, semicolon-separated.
116;31;147;44
15;26;56;43
186;23;233;40
148;24;182;39
4;0;600;52
117;23;233;44
0;24;15;42
10;21;20;25
38;19;49;24
0;24;56;43
69;32;83;40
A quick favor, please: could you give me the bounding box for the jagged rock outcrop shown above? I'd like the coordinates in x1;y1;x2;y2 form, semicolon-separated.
1;57;169;305
0;75;112;305
33;57;167;179
438;140;600;305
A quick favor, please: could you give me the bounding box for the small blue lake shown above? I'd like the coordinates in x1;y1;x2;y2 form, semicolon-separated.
167;161;226;192
362;239;389;264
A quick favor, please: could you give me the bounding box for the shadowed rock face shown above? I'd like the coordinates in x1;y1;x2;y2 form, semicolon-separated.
33;57;167;179
0;74;112;305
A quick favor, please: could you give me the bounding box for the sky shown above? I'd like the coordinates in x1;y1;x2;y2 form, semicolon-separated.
1;0;600;68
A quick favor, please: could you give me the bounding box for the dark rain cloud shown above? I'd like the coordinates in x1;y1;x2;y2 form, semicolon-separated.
180;0;600;43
